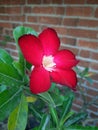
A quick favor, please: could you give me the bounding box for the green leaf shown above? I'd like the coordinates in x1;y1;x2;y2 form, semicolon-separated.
75;67;91;79
60;111;74;126
39;114;50;130
48;129;57;130
38;92;55;107
0;49;25;83
64;112;87;127
80;68;89;77
12;61;25;77
13;26;37;44
49;105;59;127
8;94;28;130
65;125;98;130
0;48;13;65
0;84;7;92
26;61;32;70
12;61;29;85
29;105;43;120
32;127;39;130
60;93;74;125
0;87;22;121
0;61;24;87
85;77;93;84
50;92;65;107
49;83;57;92
0;61;22;80
0;72;24;88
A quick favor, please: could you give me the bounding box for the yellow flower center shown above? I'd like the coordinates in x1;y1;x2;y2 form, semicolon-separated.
42;55;56;72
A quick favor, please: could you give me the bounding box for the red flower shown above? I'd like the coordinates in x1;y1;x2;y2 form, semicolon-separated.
18;28;79;94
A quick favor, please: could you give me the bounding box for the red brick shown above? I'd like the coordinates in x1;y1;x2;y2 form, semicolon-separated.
10;16;25;22
64;0;85;4
74;91;81;98
61;37;76;45
90;62;98;70
52;0;63;4
79;50;91;58
0;0;25;5
27;0;41;4
0;7;5;14
63;18;79;26
11;51;18;57
87;0;98;4
72;104;81;112
78;19;98;28
0;27;3;34
12;23;22;29
4;29;13;36
90;113;98;118
61;45;79;55
91;52;98;60
78;60;90;68
42;0;52;4
27;16;38;23
23;6;32;13
85;95;93;102
71;48;79;55
42;0;62;4
95;8;98;18
66;7;93;17
0;7;22;15
86;82;98;90
0;38;4;43
53;27;67;35
67;29;98;39
55;7;65;15
87;89;98;97
32;6;55;14
0;15;10;21
0;22;12;28
78;40;98;49
73;99;83;106
5;43;17;50
90;73;98;81
23;23;40;32
38;16;61;25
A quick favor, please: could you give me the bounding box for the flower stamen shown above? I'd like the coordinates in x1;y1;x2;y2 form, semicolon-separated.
42;55;56;72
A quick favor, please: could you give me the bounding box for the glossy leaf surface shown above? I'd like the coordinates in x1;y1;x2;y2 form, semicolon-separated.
0;48;13;65
39;114;50;130
64;112;87;127
0;87;22;121
0;61;22;80
8;94;28;130
0;61;24;87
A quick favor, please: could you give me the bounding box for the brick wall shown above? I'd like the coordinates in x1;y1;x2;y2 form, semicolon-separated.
0;0;98;126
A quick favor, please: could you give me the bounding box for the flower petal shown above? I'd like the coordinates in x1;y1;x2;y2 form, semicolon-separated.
54;50;79;69
38;28;60;55
50;68;77;90
30;66;51;94
18;34;43;65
